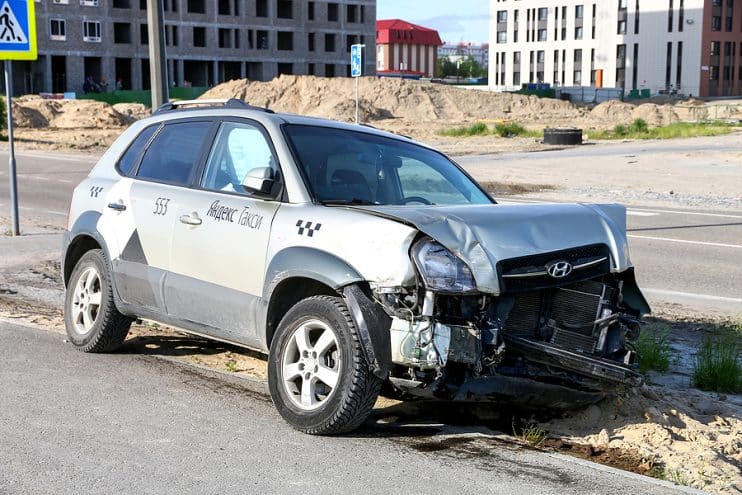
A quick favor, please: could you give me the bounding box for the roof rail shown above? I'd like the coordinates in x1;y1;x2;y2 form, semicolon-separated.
153;98;273;115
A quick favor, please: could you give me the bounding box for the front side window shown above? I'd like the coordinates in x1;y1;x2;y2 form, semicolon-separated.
201;121;278;195
284;125;492;206
137;122;212;185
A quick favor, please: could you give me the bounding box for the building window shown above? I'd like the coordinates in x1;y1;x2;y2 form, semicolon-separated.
256;0;268;17
140;23;148;44
83;21;101;42
113;22;131;44
711;16;721;31
710;41;720;56
277;31;293;50
497;30;507;43
678;0;684;31
308;1;315;20
676;41;683;88
538;7;548;20
324;33;335;52
328;3;338;21
665;42;672;88
347;4;358;23
193;26;206;47
617;20;626;34
257;30;268;49
187;0;205;14
325;64;335;77
538;28;547;41
632;43;639;89
277;0;293;19
575;4;584;18
575;26;583;39
50;19;66;41
113;0;130;7
308;33;315;51
497;10;507;22
218;28;232;48
537;50;545;63
634;0;640;33
618;0;627;9
668;0;673;32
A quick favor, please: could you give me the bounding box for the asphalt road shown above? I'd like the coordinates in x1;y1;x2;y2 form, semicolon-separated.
0;146;739;315
0;321;693;495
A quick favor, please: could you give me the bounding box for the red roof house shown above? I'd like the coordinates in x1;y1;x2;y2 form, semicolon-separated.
376;19;443;78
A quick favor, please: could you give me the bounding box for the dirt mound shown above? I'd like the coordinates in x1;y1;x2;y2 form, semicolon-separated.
200;75;584;123
631;103;677;126
12;98;134;129
590;100;635;123
113;103;149;121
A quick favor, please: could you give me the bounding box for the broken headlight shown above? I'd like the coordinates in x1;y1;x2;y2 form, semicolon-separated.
411;238;477;293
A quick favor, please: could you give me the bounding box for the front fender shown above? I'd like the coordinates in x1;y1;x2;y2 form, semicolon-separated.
262;246;365;300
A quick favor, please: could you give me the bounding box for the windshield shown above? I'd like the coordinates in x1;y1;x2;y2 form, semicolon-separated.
284;124;493;206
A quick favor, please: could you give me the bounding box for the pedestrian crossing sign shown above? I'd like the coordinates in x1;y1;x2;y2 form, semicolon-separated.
0;0;36;60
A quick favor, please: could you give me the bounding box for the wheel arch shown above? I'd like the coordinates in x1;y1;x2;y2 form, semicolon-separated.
63;211;109;287
261;247;365;349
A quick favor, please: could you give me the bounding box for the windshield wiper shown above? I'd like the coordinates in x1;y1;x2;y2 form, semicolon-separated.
319;198;377;206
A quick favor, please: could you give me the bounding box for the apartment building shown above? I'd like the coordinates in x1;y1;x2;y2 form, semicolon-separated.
12;0;376;95
488;0;742;97
376;19;442;78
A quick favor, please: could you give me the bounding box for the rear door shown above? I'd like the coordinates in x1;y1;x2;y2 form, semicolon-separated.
166;119;282;346
111;119;216;315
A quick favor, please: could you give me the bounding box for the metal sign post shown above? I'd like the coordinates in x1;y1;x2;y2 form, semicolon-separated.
146;0;169;110
0;0;38;236
351;44;364;124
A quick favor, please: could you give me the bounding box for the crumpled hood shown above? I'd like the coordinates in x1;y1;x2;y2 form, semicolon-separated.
355;203;632;294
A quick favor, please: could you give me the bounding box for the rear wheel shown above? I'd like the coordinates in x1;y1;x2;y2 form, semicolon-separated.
268;296;382;435
64;249;132;352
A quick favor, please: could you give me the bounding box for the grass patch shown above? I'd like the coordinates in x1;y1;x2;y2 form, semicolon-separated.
514;422;548;447
438;122;489;137
589;119;739;140
438;122;541;138
693;326;741;393
634;326;672;374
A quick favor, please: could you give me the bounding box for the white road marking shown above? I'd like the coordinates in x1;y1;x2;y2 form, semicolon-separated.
629;208;742;220
643;288;742;304
628;234;742;249
18;206;67;216
627;211;659;217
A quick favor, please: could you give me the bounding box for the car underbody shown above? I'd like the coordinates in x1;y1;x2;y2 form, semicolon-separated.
368;244;647;409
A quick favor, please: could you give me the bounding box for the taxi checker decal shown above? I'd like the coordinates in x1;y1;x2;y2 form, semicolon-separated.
296;220;321;237
89;186;104;198
206;200;263;229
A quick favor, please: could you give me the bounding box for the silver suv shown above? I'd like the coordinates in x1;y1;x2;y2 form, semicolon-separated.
63;99;650;434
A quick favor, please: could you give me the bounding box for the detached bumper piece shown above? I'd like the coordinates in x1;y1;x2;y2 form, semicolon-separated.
505;336;643;387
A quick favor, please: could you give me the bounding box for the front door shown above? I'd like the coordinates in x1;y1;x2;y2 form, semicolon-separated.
166;120;282;346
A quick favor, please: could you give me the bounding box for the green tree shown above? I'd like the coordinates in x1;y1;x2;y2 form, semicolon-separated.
436;55;486;79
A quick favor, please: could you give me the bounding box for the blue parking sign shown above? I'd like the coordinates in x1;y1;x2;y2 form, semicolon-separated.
351;44;362;78
0;0;37;60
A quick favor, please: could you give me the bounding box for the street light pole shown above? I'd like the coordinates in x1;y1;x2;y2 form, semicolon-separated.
146;0;169;110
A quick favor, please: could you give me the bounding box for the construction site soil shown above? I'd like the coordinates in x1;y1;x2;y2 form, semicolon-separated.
6;75;742;154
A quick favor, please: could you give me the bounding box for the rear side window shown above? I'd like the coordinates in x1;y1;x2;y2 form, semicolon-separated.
117;125;158;176
137;122;212;185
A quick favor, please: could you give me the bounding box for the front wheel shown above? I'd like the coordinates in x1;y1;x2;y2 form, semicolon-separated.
64;249;132;352
268;296;382;435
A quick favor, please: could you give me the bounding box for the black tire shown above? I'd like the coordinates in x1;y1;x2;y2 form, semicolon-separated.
64;249;132;353
268;296;382;435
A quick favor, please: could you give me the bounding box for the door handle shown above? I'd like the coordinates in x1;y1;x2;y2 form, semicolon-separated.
179;213;202;226
107;202;126;211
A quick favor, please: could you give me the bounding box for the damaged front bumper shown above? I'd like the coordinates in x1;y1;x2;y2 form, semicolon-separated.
351;264;648;407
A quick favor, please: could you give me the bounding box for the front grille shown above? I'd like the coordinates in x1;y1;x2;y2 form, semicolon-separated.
503;279;612;356
498;244;611;293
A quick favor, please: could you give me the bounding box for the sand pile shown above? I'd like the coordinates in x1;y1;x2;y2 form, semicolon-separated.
200;75;585;124
11;96;135;129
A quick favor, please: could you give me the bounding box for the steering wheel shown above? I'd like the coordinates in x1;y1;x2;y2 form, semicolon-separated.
402;196;432;205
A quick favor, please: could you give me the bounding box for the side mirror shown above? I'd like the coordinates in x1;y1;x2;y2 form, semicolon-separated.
242;167;275;195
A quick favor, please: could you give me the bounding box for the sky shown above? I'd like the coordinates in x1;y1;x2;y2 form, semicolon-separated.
377;0;490;45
